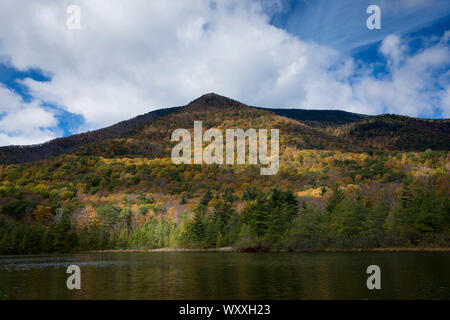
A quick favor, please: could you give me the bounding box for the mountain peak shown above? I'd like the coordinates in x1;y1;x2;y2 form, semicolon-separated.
186;93;246;109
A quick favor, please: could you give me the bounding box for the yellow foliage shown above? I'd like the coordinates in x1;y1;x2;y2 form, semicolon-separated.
86;206;102;227
33;205;53;222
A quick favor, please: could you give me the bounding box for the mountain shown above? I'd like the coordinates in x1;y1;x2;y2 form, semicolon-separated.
0;93;448;164
258;107;370;126
346;114;450;151
71;93;349;159
0;93;448;253
0;106;180;164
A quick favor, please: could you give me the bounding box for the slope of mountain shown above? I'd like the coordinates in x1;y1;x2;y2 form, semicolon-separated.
346;114;450;151
72;93;350;158
0;93;448;253
0;93;449;165
258;107;370;127
0;106;180;164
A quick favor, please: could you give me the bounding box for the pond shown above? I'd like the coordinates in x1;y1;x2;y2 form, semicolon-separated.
0;251;448;299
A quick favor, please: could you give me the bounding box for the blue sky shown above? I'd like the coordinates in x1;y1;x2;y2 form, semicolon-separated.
0;64;83;137
0;0;449;145
268;0;450;53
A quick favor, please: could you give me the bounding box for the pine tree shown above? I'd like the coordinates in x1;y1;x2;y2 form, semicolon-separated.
326;186;344;214
41;225;55;252
212;200;234;232
0;233;13;254
362;202;389;246
52;214;76;252
190;213;206;247
200;189;213;206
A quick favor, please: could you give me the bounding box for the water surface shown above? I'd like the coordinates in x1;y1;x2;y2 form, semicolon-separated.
0;252;448;299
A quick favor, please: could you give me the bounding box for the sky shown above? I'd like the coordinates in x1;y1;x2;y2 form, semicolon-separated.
0;0;449;146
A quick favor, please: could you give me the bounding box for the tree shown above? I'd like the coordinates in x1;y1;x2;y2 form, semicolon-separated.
330;199;368;245
222;188;238;203
414;190;441;234
200;189;213;206
284;204;325;249
189;213;206;247
241;188;298;245
242;187;258;201
41;225;55;252
97;204;122;230
119;207;132;231
241;198;270;238
212;200;234;232
216;232;228;248
326;186;344;214
362;202;389;247
52;213;78;252
33;205;53;222
0;232;14;254
19;224;45;254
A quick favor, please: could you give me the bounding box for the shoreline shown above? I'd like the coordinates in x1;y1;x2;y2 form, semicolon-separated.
88;247;450;253
88;247;235;253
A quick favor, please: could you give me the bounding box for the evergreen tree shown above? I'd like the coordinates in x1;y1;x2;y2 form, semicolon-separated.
330;199;368;245
200;189;213;206
242;187;258;201
362;202;389;247
52;214;78;252
222;188;238;203
190;213;206;247
326;186;345;214
19;224;45;254
0;232;14;254
212;200;234;232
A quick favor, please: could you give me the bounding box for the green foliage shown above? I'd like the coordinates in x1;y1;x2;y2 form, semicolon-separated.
212;200;235;232
184;212;207;248
137;194;155;205
329;198;368;242
0;210;78;254
2;200;38;220
241;188;298;248
384;186;450;246
0;138;448;255
129;216;178;249
51;213;78;252
0;97;447;255
284;204;326;249
361;202;389;247
222;188;238;203
97;204;122;230
200;189;213;206
325;186;345;214
242;187;259;201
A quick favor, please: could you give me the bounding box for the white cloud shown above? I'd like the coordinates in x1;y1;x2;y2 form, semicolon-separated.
0;85;58;145
0;83;23;113
0;130;57;146
0;0;448;146
380;35;405;67
353;33;450;116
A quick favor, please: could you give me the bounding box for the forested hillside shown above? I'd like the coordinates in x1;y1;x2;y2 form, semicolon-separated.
0;107;180;164
0;94;448;253
1;94;449;164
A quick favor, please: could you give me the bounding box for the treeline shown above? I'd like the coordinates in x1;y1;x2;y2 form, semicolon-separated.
348;115;450;151
0;211;78;254
287;185;449;249
0;183;448;254
1;149;447;205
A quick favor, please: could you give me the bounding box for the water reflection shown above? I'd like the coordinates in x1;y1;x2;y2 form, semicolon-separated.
0;252;448;299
